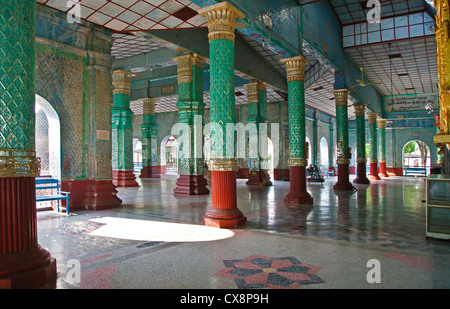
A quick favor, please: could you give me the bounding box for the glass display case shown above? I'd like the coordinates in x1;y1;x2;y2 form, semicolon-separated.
426;175;450;239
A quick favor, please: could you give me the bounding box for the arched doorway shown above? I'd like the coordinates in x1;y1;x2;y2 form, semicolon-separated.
402;140;431;176
133;138;142;172
319;137;329;168
305;136;313;166
35;95;61;180
160;135;179;175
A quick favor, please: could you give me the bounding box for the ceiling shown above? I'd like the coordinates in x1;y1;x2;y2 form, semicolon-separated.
38;0;438;119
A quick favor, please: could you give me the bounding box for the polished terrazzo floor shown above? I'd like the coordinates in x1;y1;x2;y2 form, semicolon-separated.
36;174;450;289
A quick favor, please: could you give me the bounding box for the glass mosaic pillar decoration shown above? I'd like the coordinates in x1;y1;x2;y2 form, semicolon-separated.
377;118;389;177
245;81;272;186
199;2;247;227
333;89;354;191
434;0;450;164
111;70;139;187
353;103;370;184
172;53;209;195
368;113;381;180
0;0;56;288
280;55;314;205
140;98;160;179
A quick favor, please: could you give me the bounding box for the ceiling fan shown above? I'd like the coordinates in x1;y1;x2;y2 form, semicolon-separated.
352;66;382;89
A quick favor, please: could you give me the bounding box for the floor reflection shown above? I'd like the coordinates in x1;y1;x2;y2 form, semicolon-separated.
114;175;449;255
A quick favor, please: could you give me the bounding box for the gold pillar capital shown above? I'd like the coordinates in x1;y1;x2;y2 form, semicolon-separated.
245;82;260;104
112;70;135;95
198;1;245;43
334;89;349;106
353;103;366;116
377;118;386;129
280;55;309;82
141;98;156;115
367;112;378;124
172;53;206;84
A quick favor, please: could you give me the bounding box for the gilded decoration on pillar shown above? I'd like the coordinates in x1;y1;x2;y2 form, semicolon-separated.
198;2;245;43
367;112;378;124
288;158;307;167
245;82;260;104
377;119;386;129
334;89;349;106
209;157;238;172
336;141;351;165
353;103;366;116
434;0;450;150
173;53;206;84
142;98;156;115
0;149;41;178
112;70;135;95
280;56;309;82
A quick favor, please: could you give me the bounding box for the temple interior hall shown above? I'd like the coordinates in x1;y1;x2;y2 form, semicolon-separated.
1;0;450;290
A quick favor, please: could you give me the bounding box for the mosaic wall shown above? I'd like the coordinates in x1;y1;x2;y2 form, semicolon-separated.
35;5;113;182
132;101;335;172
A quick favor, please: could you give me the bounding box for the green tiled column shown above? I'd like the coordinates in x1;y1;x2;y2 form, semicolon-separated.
173;53;209;195
333;89;353;191
368;113;381;180
353;103;370;184
280;55;313;205
111;70;138;187
0;0;56;288
378;118;389;177
140;98;160;178
199;2;247;228
245;81;272;186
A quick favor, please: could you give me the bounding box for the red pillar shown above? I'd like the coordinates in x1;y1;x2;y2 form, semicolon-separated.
0;178;56;288
284;166;313;205
379;161;389;177
333;163;354;190
140;166;161;179
369;162;381;180
354;162;370;184
203;171;246;228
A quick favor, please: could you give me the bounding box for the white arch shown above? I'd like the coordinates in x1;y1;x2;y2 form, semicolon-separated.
35;94;61;180
319;136;329;168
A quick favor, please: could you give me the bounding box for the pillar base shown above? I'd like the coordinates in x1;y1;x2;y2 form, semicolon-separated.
334;163;354;191
112;170;139;187
83;179;122;211
353;162;370;185
0;246;57;289
379;162;389;177
204;171;246;228
246;171;272;186
140;166;161;179
174;175;210;195
369;162;381;180
284;166;313;205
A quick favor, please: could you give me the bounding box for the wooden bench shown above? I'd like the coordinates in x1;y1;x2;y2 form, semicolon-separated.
36;178;70;215
404;167;427;177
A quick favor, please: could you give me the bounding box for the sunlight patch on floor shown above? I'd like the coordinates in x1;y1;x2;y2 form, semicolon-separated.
88;217;235;242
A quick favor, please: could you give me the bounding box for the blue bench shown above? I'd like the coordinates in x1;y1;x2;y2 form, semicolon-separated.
36;178;70;215
404;167;427;177
133;162;142;172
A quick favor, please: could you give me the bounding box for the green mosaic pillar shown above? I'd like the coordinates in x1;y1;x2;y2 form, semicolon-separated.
0;0;56;288
333;89;353;191
280;55;313;205
140;98;160;179
111;70;138;187
378;119;389;177
173;53;209;195
353;103;370;184
199;2;247;227
368;113;381;180
245;81;272;186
